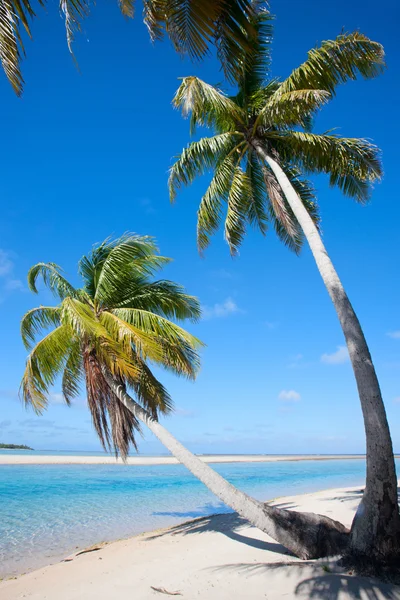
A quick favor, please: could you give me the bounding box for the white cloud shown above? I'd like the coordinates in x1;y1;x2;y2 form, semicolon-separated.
202;297;242;320
0;250;24;298
49;393;66;405
4;279;24;291
278;389;301;402
175;407;197;418
387;331;400;340
321;345;349;365
210;268;235;280
0;250;13;277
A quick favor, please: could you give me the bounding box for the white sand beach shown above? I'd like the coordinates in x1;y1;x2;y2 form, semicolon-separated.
1;485;399;600
0;453;386;465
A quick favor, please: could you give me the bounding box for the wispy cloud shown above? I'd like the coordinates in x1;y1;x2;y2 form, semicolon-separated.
138;197;157;215
0;249;24;297
0;420;11;428
387;331;400;340
321;345;349;365
0;250;13;276
264;321;278;330
175;407;197;418
210;268;235;280
202;297;243;320
278;389;301;402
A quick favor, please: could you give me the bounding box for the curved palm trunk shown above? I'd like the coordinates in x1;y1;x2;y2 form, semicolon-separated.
102;369;348;560
253;140;400;567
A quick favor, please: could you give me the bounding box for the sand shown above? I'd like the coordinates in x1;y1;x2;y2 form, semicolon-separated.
1;485;399;600
0;453;386;465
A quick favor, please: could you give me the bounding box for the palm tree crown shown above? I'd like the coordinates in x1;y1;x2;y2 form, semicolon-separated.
1;0;258;96
20;234;203;459
169;8;384;255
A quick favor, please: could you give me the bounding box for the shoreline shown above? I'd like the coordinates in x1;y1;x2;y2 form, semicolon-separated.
1;483;399;599
0;453;388;466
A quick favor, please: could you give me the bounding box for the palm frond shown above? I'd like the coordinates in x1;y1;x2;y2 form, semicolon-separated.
245;151;268;234
235;4;273;101
114;280;201;322
196;154;237;253
93;235;170;307
262;162;303;253
130;357;173;416
283;164;320;228
111;308;203;378
118;0;134;17
60;0;89;53
173;76;245;133
144;0;256;82
21;306;61;349
20;324;74;413
278;32;385;97
100;310;165;363
271;131;382;201
62;340;83;405
256;89;331;130
27;262;77;299
83;350;140;460
169;133;241;202
224;164;251;255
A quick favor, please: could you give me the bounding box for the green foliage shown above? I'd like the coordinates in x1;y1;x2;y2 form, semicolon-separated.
170;7;384;255
1;0;258;96
20;234;203;458
0;443;33;450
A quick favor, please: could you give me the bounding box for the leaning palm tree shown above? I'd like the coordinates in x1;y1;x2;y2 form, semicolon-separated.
169;9;400;573
20;233;349;560
1;0;258;96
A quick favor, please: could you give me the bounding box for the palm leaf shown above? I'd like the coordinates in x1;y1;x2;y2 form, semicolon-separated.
256;89;331;131
21;306;61;349
93;235;170;307
173;77;245;133
224;164;251;255
62;340;83;405
196;154;238;253
270;131;382;201
245;150;268;234
169;133;241;201
114;280;201;321
278;32;385;98
27;262;77;299
235;4;273;101
111;307;202;377
21;324;74;413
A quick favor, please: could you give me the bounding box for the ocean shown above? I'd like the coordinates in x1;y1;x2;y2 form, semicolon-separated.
1;457;397;577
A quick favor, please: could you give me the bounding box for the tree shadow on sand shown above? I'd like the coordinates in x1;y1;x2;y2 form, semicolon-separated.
211;561;400;599
147;511;290;555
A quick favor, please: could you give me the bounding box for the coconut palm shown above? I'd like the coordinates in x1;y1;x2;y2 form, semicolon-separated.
20;233;349;560
169;8;400;571
1;0;258;96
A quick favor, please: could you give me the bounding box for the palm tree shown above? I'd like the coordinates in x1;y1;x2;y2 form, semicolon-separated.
1;0;258;96
20;233;349;561
169;8;400;572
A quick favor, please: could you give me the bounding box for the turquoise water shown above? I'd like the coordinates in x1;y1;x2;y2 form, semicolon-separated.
1;458;396;577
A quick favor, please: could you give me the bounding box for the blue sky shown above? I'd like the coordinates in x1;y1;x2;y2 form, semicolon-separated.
0;0;399;455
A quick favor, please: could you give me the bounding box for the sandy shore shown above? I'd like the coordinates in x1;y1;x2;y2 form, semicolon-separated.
1;485;399;600
0;453;384;465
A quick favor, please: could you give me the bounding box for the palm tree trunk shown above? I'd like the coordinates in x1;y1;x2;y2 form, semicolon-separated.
102;368;349;560
253;140;400;568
